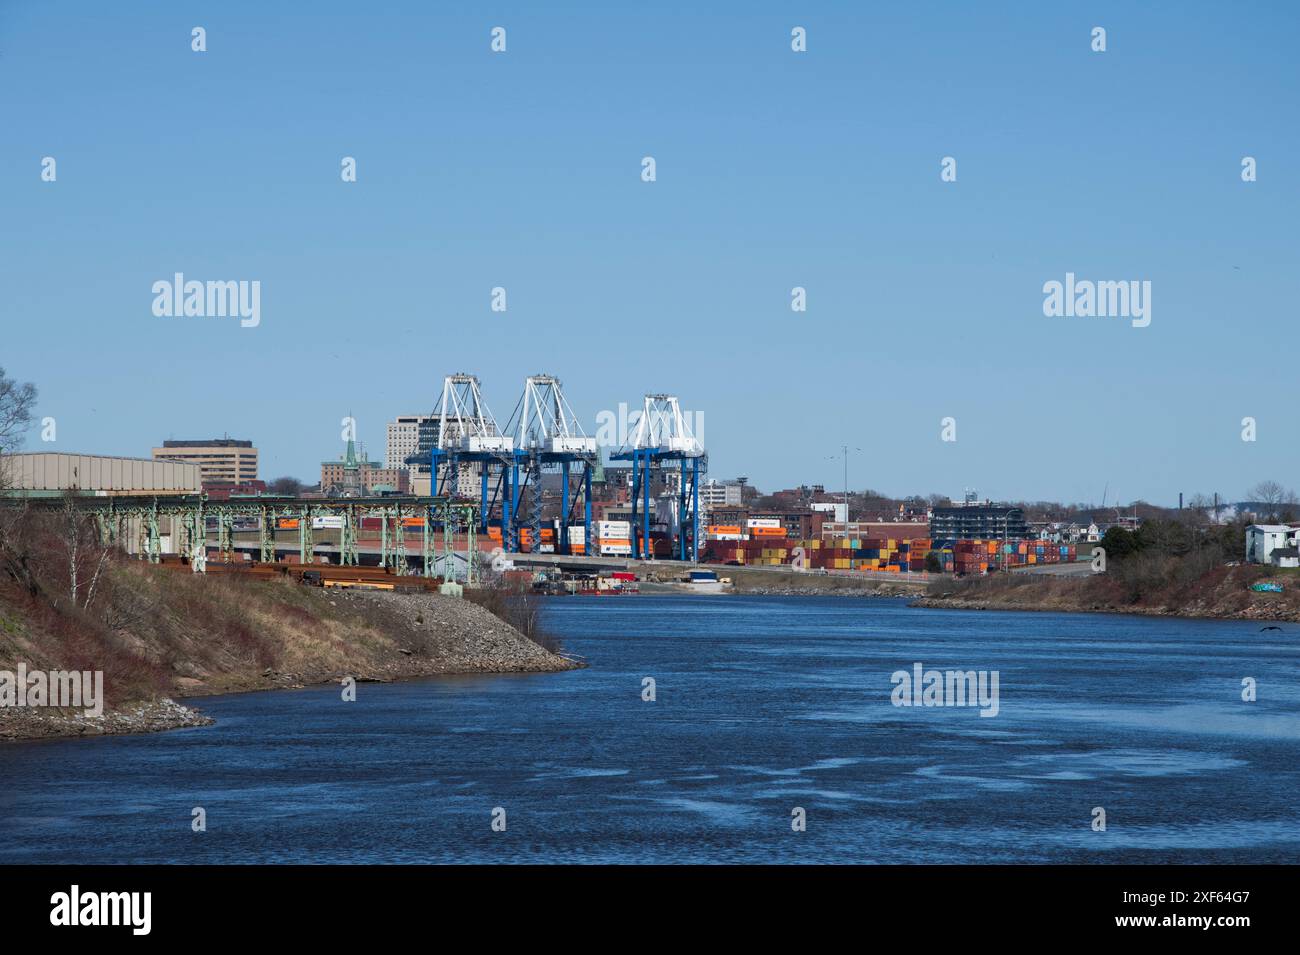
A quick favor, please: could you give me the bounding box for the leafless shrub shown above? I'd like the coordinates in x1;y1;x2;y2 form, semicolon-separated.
465;577;562;654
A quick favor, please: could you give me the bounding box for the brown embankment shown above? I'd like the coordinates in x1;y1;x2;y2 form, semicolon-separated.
1;562;577;741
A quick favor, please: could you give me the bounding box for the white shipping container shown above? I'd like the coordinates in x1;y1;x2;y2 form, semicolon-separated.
747;518;782;529
600;543;632;556
597;520;631;536
568;526;586;543
312;516;344;529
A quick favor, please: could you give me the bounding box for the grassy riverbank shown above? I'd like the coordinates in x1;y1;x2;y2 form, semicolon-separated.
0;559;578;741
914;564;1300;622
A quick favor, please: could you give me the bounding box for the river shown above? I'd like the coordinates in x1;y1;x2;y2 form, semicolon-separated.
2;595;1297;863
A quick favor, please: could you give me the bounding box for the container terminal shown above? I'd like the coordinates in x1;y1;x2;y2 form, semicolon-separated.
2;371;1091;592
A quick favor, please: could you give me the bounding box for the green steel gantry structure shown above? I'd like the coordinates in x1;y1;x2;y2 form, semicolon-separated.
1;494;480;584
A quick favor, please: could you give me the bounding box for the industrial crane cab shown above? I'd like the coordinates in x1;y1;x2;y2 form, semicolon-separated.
548;436;597;454
462;436;513;453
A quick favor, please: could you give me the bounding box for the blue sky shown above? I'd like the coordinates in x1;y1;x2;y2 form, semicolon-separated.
2;1;1297;505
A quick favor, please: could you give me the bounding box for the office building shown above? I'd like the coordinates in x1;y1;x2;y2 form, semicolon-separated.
153;438;257;485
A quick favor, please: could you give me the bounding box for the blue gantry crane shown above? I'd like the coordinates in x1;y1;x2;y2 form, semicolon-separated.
428;376;702;560
610;394;706;561
500;374;598;555
428;373;513;539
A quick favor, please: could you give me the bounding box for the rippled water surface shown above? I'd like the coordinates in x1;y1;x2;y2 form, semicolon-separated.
2;596;1297;863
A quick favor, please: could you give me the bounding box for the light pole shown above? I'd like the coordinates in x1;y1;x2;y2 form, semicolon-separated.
842;445;849;523
831;446;861;572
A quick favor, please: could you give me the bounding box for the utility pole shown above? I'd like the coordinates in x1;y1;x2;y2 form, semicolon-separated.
835;445;861;572
842;444;850;525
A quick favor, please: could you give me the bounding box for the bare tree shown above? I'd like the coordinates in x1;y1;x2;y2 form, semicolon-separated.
0;367;38;490
0;367;37;451
0;504;37;595
56;493;114;612
267;475;306;496
1248;481;1298;515
0;369;39;590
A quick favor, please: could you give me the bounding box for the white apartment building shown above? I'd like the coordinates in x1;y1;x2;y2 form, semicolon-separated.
395;414;501;499
699;479;744;509
1245;524;1300;565
386;415;434;472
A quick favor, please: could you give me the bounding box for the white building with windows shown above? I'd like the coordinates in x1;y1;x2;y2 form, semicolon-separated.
1245;524;1299;565
385;415;435;472
698;479;744;509
395;414;502;498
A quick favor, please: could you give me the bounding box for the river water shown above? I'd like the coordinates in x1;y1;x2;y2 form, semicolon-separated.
2;596;1297;864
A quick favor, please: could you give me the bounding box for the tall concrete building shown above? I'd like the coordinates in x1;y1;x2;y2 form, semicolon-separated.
404;415;495;498
386;415;434;472
152;438;258;485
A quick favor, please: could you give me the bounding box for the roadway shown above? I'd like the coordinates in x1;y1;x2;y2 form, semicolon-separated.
1008;560;1094;577
222;540;934;587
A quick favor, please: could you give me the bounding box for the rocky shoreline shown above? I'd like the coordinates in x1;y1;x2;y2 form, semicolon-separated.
0;698;214;742
910;593;1300;623
738;586;916;598
1;588;580;743
721;567;928;598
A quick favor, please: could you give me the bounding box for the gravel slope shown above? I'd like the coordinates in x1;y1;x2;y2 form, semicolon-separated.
2;584;579;742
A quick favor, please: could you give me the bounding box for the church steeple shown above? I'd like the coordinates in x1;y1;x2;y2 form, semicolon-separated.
344;411;360;470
